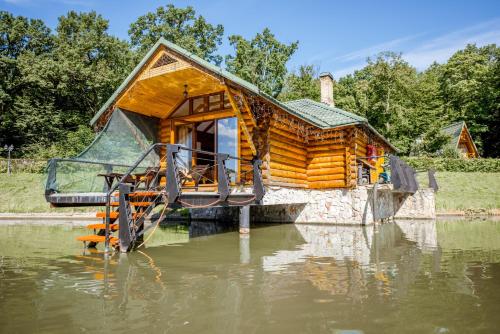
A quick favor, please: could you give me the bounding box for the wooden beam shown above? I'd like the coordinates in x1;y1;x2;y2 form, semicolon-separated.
240;94;257;128
225;86;257;156
169;109;235;123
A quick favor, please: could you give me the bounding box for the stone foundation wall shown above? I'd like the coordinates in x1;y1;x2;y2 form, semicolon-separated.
190;185;436;225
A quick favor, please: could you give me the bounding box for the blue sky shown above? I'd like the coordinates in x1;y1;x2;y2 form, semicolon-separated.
2;0;500;78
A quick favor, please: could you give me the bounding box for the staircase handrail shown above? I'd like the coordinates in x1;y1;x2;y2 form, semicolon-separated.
104;143;165;251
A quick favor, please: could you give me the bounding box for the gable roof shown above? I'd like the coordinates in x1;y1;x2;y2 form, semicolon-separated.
441;121;465;147
440;121;479;156
90;38;396;151
90;37;288;126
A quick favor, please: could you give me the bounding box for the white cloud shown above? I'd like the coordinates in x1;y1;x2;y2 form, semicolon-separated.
308;33;419;70
332;62;366;78
403;19;500;69
320;18;500;78
332;34;420;63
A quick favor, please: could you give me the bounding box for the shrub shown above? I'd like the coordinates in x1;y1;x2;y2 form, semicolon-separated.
0;159;47;173
403;156;500;172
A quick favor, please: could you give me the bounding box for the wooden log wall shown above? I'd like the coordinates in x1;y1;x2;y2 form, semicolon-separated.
267;118;308;188
306;128;353;189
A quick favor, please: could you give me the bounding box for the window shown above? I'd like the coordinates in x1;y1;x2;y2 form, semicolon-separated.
171;100;189;117
209;93;222;111
193;97;207;113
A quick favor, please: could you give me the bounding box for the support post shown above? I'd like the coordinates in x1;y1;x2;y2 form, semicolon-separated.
166;144;182;205
252;159;265;203
118;183;133;252
239;205;250;234
239;234;250;264
217;153;230;201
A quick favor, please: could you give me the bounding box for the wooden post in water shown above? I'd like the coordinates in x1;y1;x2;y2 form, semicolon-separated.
239;205;250;234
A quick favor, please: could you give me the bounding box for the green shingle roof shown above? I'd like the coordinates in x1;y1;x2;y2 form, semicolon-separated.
284;99;366;128
285;99;397;151
440;121;465;147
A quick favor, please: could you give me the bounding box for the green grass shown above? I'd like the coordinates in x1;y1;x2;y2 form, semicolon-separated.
0;172;499;213
0;173;95;213
418;171;500;211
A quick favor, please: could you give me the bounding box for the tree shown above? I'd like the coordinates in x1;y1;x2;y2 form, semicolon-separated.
0;11;54;154
278;65;320;102
438;44;499;156
129;4;224;64
335;52;421;153
0;10;135;156
51;11;135;126
225;28;298;98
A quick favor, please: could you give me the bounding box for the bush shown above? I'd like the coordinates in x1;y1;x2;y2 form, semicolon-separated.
0;159;47;173
403;156;500;172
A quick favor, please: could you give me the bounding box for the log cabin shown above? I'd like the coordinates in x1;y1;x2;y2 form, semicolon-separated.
46;37;431;246
440;121;479;158
89;38;397;190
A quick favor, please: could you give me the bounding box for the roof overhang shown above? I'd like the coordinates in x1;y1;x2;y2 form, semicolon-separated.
90;38;330;129
89;38;398;153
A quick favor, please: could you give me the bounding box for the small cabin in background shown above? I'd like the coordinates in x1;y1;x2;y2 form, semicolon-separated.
440;121;479;159
90;38;396;190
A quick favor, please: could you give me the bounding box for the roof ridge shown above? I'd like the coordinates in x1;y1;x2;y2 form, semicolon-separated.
441;120;465;130
286;98;366;122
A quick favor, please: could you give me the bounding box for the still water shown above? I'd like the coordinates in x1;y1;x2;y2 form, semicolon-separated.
1;219;500;333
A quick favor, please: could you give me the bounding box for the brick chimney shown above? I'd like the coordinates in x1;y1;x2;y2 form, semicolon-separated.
319;72;334;107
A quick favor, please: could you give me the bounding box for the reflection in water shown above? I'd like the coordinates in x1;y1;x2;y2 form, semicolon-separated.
1;220;500;333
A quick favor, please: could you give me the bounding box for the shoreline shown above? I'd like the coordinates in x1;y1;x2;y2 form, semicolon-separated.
0;211;498;226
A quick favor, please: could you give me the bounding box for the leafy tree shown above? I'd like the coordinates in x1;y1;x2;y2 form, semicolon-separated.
438;44;499;156
0;10;134;157
226;28;298;98
52;11;135;126
129;4;224;64
335;52;420;153
411;124;451;157
278;65;320;102
0;11;54;154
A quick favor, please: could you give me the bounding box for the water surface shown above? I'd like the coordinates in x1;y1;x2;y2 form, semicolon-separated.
1;220;500;333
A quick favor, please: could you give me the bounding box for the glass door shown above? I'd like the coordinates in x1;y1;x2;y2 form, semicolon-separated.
174;117;239;186
217;118;238;183
175;124;193;170
195;120;216;184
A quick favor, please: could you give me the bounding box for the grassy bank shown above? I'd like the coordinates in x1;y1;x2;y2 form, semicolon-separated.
429;172;500;213
0;172;499;214
0;173;94;213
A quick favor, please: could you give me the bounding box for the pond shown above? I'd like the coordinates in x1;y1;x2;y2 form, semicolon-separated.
1;219;500;333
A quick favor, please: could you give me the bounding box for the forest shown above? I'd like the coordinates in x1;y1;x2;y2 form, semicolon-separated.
1;4;498;158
